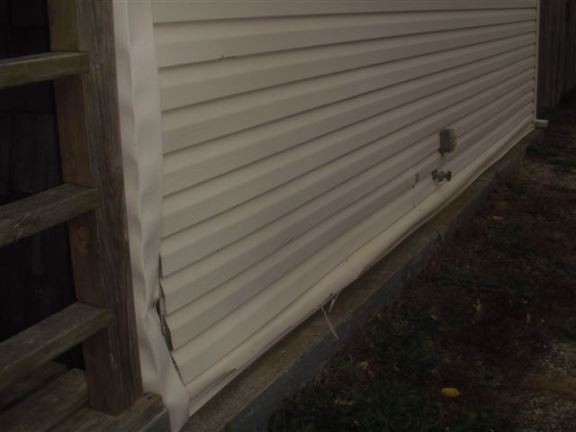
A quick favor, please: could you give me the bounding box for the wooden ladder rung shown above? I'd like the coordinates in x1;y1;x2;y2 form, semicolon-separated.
0;303;112;393
55;394;170;432
0;362;67;412
0;183;99;247
0;52;89;88
0;369;87;432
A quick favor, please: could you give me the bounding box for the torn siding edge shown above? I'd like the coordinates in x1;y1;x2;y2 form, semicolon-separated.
113;1;190;430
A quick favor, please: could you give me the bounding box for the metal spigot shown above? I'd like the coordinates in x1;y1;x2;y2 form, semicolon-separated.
432;170;452;182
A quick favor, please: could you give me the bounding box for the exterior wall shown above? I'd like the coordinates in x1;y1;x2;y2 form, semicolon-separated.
143;0;538;415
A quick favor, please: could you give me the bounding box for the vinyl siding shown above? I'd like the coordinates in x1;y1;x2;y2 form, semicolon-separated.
151;0;538;412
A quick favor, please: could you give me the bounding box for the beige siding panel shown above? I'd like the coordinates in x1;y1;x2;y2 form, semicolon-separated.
160;64;536;288
159;22;534;109
162;41;534;195
161;56;534;237
162;87;535;336
151;1;539;413
155;10;535;65
173;109;534;386
160;33;535;153
174;108;534;386
152;1;537;22
164;88;535;337
161;81;535;307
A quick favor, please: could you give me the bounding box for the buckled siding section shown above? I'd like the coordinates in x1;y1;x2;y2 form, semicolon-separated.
151;0;538;413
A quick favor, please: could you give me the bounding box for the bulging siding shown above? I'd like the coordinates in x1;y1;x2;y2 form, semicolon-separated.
151;0;538;412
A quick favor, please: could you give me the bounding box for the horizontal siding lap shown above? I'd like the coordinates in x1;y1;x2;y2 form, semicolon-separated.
152;1;537;22
161;81;536;299
161;56;535;237
150;1;539;409
161;32;535;154
163;89;536;344
160;66;537;286
158;22;535;109
154;10;536;65
163;88;536;334
161;37;536;194
173;108;534;385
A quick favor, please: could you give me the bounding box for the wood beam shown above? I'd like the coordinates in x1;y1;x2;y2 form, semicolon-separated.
0;303;111;393
0;184;99;247
0;52;89;88
48;0;143;414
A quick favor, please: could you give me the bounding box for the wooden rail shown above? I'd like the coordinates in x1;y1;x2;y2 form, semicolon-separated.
0;0;143;423
0;303;112;393
0;363;67;411
0;52;89;88
0;184;99;247
0;370;88;431
49;0;142;414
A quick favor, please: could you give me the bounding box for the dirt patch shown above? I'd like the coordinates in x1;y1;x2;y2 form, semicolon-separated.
268;107;576;432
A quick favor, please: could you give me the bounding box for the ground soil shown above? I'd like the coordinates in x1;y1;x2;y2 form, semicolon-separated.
269;104;576;432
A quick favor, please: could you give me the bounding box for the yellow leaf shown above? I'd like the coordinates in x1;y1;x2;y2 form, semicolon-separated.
441;387;461;398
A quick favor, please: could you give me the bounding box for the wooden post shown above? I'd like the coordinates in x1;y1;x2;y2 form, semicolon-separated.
48;0;142;414
537;0;576;114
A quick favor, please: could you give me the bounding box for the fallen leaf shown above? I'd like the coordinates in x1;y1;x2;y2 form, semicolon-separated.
441;387;462;398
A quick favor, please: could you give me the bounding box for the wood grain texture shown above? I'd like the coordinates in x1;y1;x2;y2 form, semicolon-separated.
0;0;80;354
55;394;170;432
0;303;111;393
48;0;142;414
0;369;87;431
0;52;89;89
538;0;576;114
0;362;67;412
0;184;99;247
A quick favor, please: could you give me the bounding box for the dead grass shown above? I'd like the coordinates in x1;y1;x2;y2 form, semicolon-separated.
269;105;576;432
